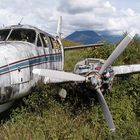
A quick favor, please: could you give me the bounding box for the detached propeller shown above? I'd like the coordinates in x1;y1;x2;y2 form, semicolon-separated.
32;32;135;131
93;32;135;131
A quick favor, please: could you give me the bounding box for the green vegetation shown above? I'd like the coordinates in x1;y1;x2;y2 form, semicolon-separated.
0;37;140;140
62;39;80;47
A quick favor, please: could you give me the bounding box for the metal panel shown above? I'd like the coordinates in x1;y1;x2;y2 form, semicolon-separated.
4;43;30;84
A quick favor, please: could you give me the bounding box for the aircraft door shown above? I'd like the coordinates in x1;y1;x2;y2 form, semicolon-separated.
40;33;51;69
49;37;62;70
36;34;46;69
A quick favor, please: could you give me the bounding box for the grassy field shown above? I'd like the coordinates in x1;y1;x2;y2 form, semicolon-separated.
0;38;140;140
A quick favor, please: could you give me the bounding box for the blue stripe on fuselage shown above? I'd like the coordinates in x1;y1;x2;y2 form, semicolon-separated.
0;53;62;75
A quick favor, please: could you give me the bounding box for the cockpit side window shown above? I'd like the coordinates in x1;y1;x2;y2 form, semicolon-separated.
0;29;10;41
8;29;36;44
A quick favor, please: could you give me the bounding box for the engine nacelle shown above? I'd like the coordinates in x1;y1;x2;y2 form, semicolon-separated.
74;58;115;91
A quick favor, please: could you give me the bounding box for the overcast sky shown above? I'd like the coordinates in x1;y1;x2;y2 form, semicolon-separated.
0;0;139;37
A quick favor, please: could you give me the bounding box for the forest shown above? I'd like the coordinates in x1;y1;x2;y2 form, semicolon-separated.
0;36;139;140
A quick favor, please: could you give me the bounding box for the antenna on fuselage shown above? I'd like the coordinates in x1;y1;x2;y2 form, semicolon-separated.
56;16;62;39
18;17;24;25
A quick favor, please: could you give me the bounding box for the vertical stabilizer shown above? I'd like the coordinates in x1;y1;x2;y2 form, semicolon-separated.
56;16;62;39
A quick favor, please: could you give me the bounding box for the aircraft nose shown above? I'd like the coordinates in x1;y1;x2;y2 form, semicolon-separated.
0;49;9;77
0;46;13;103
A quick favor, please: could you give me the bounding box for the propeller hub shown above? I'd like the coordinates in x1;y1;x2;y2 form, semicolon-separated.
88;72;101;89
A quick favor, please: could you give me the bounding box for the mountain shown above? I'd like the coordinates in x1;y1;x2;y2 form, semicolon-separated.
65;30;122;44
65;31;102;45
97;30;122;43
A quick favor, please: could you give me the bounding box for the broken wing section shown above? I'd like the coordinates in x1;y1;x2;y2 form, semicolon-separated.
113;64;140;76
32;69;85;84
64;43;104;51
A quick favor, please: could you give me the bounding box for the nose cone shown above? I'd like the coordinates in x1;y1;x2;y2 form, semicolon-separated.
0;45;9;73
0;44;12;103
0;42;27;86
0;44;10;78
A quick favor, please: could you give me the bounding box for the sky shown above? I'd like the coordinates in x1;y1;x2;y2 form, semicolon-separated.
0;0;139;37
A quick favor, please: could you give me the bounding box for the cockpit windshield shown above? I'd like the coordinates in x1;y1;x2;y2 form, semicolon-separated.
7;29;36;43
0;29;10;41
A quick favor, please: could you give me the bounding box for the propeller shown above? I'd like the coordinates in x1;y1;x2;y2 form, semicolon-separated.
92;32;135;131
99;32;135;75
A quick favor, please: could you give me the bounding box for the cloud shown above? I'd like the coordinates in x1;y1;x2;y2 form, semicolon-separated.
57;0;140;36
57;0;100;14
0;0;58;34
0;0;139;36
104;1;116;12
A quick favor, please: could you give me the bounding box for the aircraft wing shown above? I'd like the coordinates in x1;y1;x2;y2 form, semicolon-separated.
113;64;140;75
32;69;85;84
64;43;104;51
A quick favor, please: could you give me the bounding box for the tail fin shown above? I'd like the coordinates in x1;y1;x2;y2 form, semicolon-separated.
56;16;62;39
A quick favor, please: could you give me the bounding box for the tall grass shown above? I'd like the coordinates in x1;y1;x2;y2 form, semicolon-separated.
0;39;139;139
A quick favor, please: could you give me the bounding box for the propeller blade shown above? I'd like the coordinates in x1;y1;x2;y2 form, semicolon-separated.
33;69;86;82
113;64;140;75
99;32;135;75
96;88;115;131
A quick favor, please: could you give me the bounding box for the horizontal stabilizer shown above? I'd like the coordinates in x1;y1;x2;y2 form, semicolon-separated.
32;69;85;83
64;43;104;51
113;64;140;75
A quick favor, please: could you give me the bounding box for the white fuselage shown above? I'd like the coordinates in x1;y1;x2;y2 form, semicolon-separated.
0;25;64;112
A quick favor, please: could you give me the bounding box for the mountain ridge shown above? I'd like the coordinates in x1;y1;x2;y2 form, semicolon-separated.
65;30;122;44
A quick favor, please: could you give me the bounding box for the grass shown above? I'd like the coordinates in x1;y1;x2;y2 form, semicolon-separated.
0;80;139;140
0;39;139;139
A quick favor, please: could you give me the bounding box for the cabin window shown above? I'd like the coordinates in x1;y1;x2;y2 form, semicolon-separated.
40;33;49;48
50;37;57;49
0;29;11;41
56;39;61;49
8;29;36;43
37;35;42;47
49;37;60;49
